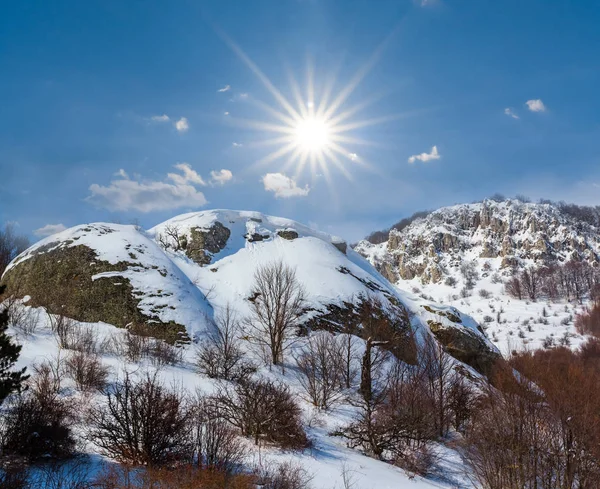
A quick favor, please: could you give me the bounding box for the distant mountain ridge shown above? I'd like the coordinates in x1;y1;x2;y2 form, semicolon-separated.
356;199;600;285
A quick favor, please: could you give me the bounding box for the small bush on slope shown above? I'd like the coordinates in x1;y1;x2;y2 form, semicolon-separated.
87;372;190;466
0;366;76;462
212;378;309;450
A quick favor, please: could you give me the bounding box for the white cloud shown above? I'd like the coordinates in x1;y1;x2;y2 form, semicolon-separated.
232;142;243;147
504;108;520;119
239;93;249;99
408;145;441;164
168;162;206;186
87;164;207;212
34;223;67;237
218;85;231;92
262;173;310;198
210;169;233;185
115;169;129;178
348;153;359;162
224;111;230;116
150;114;170;122
175;117;189;132
526;99;546;112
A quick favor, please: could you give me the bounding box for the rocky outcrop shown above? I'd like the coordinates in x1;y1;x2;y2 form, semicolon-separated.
332;237;348;254
422;305;501;375
2;243;188;343
185;222;231;265
277;229;299;240
356;199;600;285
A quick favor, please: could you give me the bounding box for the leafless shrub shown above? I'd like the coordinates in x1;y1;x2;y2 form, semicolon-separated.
87;372;191;466
394;443;438;477
109;331;152;362
6;303;39;337
149;339;183;367
64;351;110;392
30;356;63;395
189;394;247;472
247;260;306;366
252;461;313;489
295;332;344;410
478;289;491;299
48;314;77;349
0;367;77;461
212;378;309;449
196;305;255;381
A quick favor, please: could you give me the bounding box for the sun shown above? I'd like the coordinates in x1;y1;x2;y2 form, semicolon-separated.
221;33;398;183
294;116;331;153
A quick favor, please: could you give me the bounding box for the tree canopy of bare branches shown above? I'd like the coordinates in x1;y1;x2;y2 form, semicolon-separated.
247;260;306;366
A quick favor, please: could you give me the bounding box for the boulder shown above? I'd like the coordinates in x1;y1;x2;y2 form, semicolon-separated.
2;244;188;344
185;222;231;265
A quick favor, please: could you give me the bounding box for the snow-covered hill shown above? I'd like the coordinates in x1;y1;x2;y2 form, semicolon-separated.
1;209;501;488
355;199;600;355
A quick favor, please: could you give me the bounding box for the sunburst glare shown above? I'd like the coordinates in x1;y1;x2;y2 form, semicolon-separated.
220;32;399;185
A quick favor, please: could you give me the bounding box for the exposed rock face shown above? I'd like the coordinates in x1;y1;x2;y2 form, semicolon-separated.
303;294;417;366
1;226;194;343
277;230;299;240
332;237;348;255
185;222;231;265
356;199;600;285
422;305;501;375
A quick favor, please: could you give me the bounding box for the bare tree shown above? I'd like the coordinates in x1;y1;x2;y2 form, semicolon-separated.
189;394;247;473
295;332;344;410
159;224;187;251
196;305;255;381
521;266;542;301
420;335;455;438
212;378;308;449
338;332;359;390
247;260;306;366
87;372;191;466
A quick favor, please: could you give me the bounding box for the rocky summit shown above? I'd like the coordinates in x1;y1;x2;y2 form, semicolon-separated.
356;199;600;285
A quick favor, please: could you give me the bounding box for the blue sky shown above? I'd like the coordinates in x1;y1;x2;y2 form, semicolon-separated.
1;0;599;242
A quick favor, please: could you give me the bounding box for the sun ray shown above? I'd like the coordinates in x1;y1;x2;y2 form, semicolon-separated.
247;98;298;128
254;142;298;167
286;65;309;120
306;58;315;118
225;117;296;135
218;31;302;121
218;26;414;186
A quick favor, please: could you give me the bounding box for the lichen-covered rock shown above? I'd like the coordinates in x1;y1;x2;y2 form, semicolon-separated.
304;294;417;365
277;229;299;240
422;304;501;375
186;222;231;265
245;233;270;243
2;223;212;343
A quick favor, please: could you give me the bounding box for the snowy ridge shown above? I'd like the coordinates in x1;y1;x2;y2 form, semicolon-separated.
1;209;499;488
355;199;599;355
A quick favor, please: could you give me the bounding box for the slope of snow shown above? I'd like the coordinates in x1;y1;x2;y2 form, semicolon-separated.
354;199;597;356
8;305;475;489
6;223;213;338
3;210;495;488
